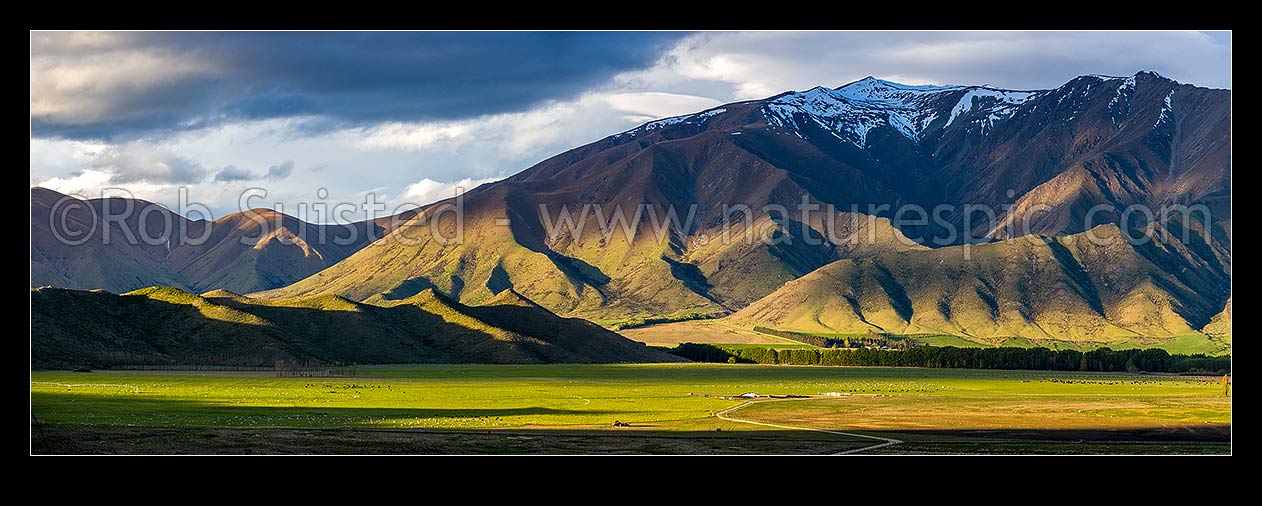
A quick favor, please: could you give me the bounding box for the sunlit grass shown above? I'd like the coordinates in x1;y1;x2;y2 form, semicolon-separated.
31;364;1228;436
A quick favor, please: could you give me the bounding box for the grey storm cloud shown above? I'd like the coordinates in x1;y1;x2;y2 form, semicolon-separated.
212;160;295;182
214;165;254;182
266;160;294;180
30;31;690;140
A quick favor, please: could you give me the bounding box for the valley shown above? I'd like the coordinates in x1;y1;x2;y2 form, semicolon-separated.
30;364;1230;455
29;67;1233;455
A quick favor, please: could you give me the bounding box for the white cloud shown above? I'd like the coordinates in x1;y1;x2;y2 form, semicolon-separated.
401;177;502;207
352;123;472;151
35;169;178;206
29;138;109;184
33;169;115;197
603;92;723;123
30;32;219;125
91;142;207;184
630;31;1232;97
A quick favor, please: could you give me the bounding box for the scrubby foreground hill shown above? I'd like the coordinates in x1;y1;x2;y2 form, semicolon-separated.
31;286;681;369
267;72;1230;325
31;187;403;294
729;221;1231;347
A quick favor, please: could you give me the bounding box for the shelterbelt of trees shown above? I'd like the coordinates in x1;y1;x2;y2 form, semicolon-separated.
667;344;1230;374
751;326;917;349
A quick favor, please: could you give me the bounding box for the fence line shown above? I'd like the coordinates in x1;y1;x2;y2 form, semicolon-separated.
110;364;273;371
101;363;359;377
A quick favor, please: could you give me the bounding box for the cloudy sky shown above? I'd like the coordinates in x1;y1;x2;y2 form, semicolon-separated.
30;31;1232;221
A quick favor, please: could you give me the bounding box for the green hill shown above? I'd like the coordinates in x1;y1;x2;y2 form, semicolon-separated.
1201;298;1231;341
728;223;1230;349
31;286;683;369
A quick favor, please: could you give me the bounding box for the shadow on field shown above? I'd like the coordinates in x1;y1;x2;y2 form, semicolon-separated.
863;426;1231;443
32;425;874;455
32;391;625;421
33;286;680;368
31;424;1233;455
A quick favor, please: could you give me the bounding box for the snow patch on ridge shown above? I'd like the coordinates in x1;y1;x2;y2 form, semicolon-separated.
617;108;729;138
644;108;727;131
1108;75;1137;127
836;76;963;102
945;89;1038;127
617;73;1165;147
763;78;1040;146
764;80;948;147
1136;70;1177;83
1154;90;1175;127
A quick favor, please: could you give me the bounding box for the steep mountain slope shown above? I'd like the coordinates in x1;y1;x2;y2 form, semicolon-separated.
973;73;1232;239
264;182;920;319
728;222;1230;342
31;286;681;369
30;187;397;293
267;72;1229;324
1202;298;1232;337
31;187;187;291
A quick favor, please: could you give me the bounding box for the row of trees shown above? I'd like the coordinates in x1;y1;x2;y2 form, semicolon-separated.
751;327;918;349
274;359;358;377
669;343;1230;374
610;312;715;330
94;352;271;368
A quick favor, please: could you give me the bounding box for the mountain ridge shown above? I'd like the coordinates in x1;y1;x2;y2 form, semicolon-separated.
31;72;1231;346
31;285;682;368
263;71;1230;330
726;221;1230;344
30;187;415;294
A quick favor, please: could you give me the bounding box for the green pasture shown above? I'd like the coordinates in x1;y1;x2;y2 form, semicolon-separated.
31;364;1228;434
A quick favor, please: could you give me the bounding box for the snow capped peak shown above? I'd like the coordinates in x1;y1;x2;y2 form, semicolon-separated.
1108;75;1137;127
644;107;726;130
944;88;1039;129
616;107;729;138
1074;71;1176;85
764;79;960;146
1135;70;1175;81
836;77;965;100
763;77;1042;146
621;72;1181;150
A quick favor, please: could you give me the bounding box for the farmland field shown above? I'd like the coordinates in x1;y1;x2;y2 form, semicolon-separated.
620;321;1231;356
619;320;798;346
30;364;1231;454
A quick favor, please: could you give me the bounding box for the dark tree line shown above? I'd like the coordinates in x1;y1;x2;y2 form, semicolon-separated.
274;359;358;377
611;312;714;330
669;343;1230;374
95;352;279;368
751;326;917;349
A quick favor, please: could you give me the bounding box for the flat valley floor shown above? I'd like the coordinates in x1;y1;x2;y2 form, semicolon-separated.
30;364;1231;455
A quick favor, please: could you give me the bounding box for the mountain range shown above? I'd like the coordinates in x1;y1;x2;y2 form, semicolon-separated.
31;187;418;293
264;72;1231;323
729;221;1229;341
30;71;1231;356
